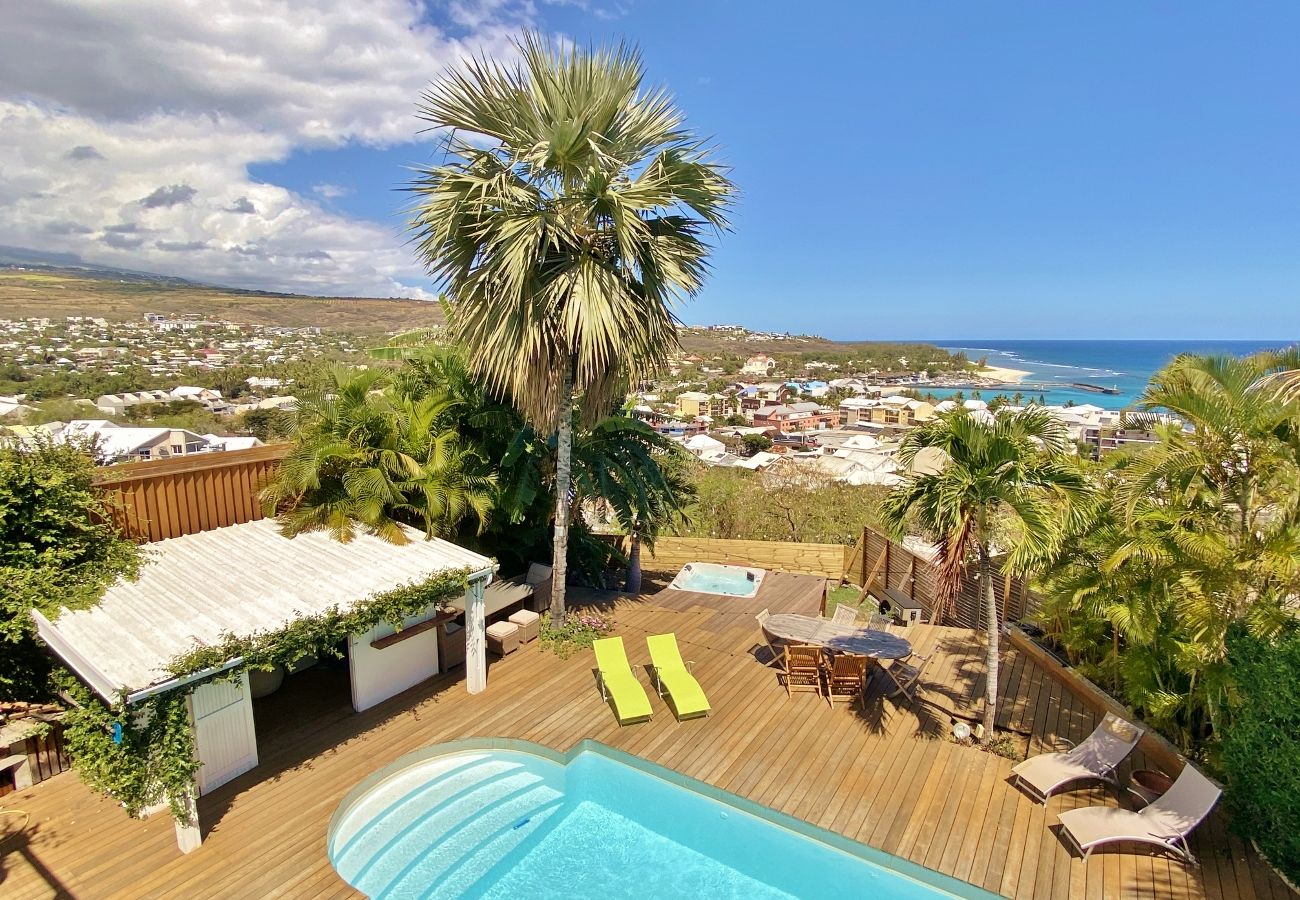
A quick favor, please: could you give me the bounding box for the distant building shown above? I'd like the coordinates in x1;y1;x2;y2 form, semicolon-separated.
752;401;840;434
681;433;727;458
0;395;35;420
58;420;217;464
95;390;171;415
675;391;734;420
838;396;879;426
740;354;777;376
202;434;264;452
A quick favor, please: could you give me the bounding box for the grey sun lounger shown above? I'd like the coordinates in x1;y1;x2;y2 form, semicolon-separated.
1010;712;1143;803
1057;764;1222;864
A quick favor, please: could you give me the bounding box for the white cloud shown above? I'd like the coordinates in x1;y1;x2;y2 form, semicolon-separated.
312;183;353;200
0;0;536;297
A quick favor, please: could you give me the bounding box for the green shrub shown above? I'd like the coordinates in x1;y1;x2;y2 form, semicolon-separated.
0;437;141;699
539;610;614;658
1219;627;1300;883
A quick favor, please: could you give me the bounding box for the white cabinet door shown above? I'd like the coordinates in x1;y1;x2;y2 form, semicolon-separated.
191;672;258;795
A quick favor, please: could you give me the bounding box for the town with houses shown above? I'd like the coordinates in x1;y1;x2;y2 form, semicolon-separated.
0;314;1163;472
0;312;337;463
632;347;1163;488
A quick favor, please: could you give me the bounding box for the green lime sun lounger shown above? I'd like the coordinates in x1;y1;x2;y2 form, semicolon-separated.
646;633;711;720
593;637;653;724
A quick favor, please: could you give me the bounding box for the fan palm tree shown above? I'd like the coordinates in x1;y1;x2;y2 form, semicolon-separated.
880;407;1089;738
261;366;494;543
407;34;733;623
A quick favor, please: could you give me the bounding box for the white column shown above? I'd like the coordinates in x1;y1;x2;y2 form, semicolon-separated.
174;702;202;852
174;791;202;853
465;576;487;694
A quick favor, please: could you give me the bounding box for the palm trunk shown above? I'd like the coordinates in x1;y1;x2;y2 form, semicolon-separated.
979;543;999;740
625;526;642;594
550;370;574;626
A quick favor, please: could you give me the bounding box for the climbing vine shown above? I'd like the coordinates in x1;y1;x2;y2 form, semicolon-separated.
59;674;200;823
167;568;473;677
59;568;474;827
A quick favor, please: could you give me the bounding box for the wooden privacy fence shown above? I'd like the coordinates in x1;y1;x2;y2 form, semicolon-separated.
842;527;1038;631
95;444;290;542
632;536;850;580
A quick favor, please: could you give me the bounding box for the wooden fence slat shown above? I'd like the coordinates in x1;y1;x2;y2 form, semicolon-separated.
94;446;290;542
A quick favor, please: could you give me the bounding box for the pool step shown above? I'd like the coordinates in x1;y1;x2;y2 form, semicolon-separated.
331;753;501;858
336;756;564;898
422;795;565;899
333;756;527;878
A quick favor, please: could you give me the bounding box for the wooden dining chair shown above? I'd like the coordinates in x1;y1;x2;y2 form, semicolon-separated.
824;653;870;710
783;644;824;698
830;605;859;627
755;608;783;668
883;651;933;702
866;612;894;631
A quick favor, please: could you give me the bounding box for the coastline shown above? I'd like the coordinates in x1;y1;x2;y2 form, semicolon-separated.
975;364;1031;383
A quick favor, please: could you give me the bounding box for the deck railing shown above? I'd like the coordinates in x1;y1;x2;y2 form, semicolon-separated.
842;526;1039;630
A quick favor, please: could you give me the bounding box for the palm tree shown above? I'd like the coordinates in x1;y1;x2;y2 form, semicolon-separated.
880;407;1088;738
1108;353;1300;739
1252;344;1300;403
407;35;733;623
1038;352;1300;747
1122;353;1300;556
261;366;494;543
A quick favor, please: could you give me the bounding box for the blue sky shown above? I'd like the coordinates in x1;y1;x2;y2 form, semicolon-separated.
7;2;1298;339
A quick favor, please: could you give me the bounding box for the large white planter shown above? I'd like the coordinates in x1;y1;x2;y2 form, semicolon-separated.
248;665;286;698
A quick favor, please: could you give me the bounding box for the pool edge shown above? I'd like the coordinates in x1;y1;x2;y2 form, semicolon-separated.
326;737;1001;900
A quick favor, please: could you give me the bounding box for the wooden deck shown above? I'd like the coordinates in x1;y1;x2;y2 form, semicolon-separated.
0;573;1288;899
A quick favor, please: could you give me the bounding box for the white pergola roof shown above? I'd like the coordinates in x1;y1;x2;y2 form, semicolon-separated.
35;518;493;698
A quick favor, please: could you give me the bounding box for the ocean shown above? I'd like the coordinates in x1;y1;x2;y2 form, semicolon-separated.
929;340;1298;409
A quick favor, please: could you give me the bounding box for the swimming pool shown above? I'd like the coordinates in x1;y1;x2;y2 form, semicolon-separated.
667;562;765;598
328;739;997;899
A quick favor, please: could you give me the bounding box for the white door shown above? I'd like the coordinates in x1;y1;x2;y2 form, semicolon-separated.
191;672;258;795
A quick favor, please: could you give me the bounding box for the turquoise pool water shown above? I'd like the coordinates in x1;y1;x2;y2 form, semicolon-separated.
328;740;996;899
668;562;765;598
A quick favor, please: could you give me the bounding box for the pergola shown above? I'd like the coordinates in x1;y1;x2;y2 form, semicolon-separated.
33;518;495;850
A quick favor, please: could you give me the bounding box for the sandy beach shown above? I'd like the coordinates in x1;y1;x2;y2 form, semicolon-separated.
976;364;1032;383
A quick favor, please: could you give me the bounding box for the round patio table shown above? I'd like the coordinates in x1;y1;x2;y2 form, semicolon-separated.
763;613;913;660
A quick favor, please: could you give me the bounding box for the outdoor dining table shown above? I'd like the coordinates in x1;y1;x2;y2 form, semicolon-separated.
763;613;913;660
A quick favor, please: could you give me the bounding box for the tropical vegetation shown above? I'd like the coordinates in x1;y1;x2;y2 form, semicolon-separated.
265;347;692;590
880;406;1089;739
407;34;733;622
260;365;494;544
1031;351;1300;879
1037;353;1300;750
1218;625;1300;883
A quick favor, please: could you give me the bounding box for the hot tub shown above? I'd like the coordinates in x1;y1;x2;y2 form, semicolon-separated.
667;562;766;598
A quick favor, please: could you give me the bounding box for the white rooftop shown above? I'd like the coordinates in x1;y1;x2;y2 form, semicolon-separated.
35;518;493;697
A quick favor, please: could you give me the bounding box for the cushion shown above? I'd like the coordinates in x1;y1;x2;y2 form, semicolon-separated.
486;621;519;640
509;609;540;626
1104;715;1138;742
